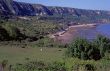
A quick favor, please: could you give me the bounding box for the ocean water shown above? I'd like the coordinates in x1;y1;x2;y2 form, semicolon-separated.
75;24;110;39
97;24;110;37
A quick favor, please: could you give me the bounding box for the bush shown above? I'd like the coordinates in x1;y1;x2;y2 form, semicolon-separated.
66;38;100;60
72;64;96;71
93;35;110;57
13;61;67;71
66;36;110;60
2;24;26;41
0;26;10;41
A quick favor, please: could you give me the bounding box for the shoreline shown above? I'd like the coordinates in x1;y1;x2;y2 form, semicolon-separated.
68;24;96;28
51;24;97;37
48;23;97;43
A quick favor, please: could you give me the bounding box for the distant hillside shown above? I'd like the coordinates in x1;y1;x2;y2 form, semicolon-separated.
0;0;109;16
0;0;110;23
0;0;15;15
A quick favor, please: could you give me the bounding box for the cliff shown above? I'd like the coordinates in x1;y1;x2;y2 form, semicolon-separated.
0;0;110;18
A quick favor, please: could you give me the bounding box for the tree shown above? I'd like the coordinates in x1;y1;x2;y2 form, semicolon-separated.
0;26;10;41
2;24;26;41
66;37;107;60
67;38;93;60
93;35;110;57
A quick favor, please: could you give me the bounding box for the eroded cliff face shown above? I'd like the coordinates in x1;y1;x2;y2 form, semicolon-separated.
0;0;15;15
13;1;52;16
0;0;110;17
0;0;52;16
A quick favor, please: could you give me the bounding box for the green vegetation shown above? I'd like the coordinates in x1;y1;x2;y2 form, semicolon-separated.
66;36;110;60
0;15;110;71
1;1;110;70
0;36;110;71
0;26;10;41
12;61;66;71
64;58;110;71
0;46;65;64
0;16;64;43
38;14;110;24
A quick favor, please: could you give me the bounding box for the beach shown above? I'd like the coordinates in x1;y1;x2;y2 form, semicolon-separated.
49;24;97;43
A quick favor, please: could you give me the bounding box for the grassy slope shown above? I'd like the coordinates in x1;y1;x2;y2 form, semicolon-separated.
0;46;66;64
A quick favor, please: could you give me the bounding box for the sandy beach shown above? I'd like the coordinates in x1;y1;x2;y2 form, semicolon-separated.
49;24;97;44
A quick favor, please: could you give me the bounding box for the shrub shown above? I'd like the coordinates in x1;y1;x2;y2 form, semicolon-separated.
72;64;96;71
66;36;110;60
1;60;8;71
2;24;26;41
93;35;110;57
0;26;10;41
66;38;98;60
13;61;67;71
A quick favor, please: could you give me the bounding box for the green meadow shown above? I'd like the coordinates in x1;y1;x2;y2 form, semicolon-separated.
0;46;66;64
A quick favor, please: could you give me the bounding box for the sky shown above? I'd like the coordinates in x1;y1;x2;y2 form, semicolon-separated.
15;0;110;11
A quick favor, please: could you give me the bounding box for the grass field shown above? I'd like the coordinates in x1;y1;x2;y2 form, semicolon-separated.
0;46;66;64
0;46;110;71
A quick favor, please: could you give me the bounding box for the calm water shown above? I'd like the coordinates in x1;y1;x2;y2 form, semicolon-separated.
75;24;110;39
97;24;110;37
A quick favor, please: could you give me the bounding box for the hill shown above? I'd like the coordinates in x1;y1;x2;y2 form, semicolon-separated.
0;0;110;42
0;0;110;19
